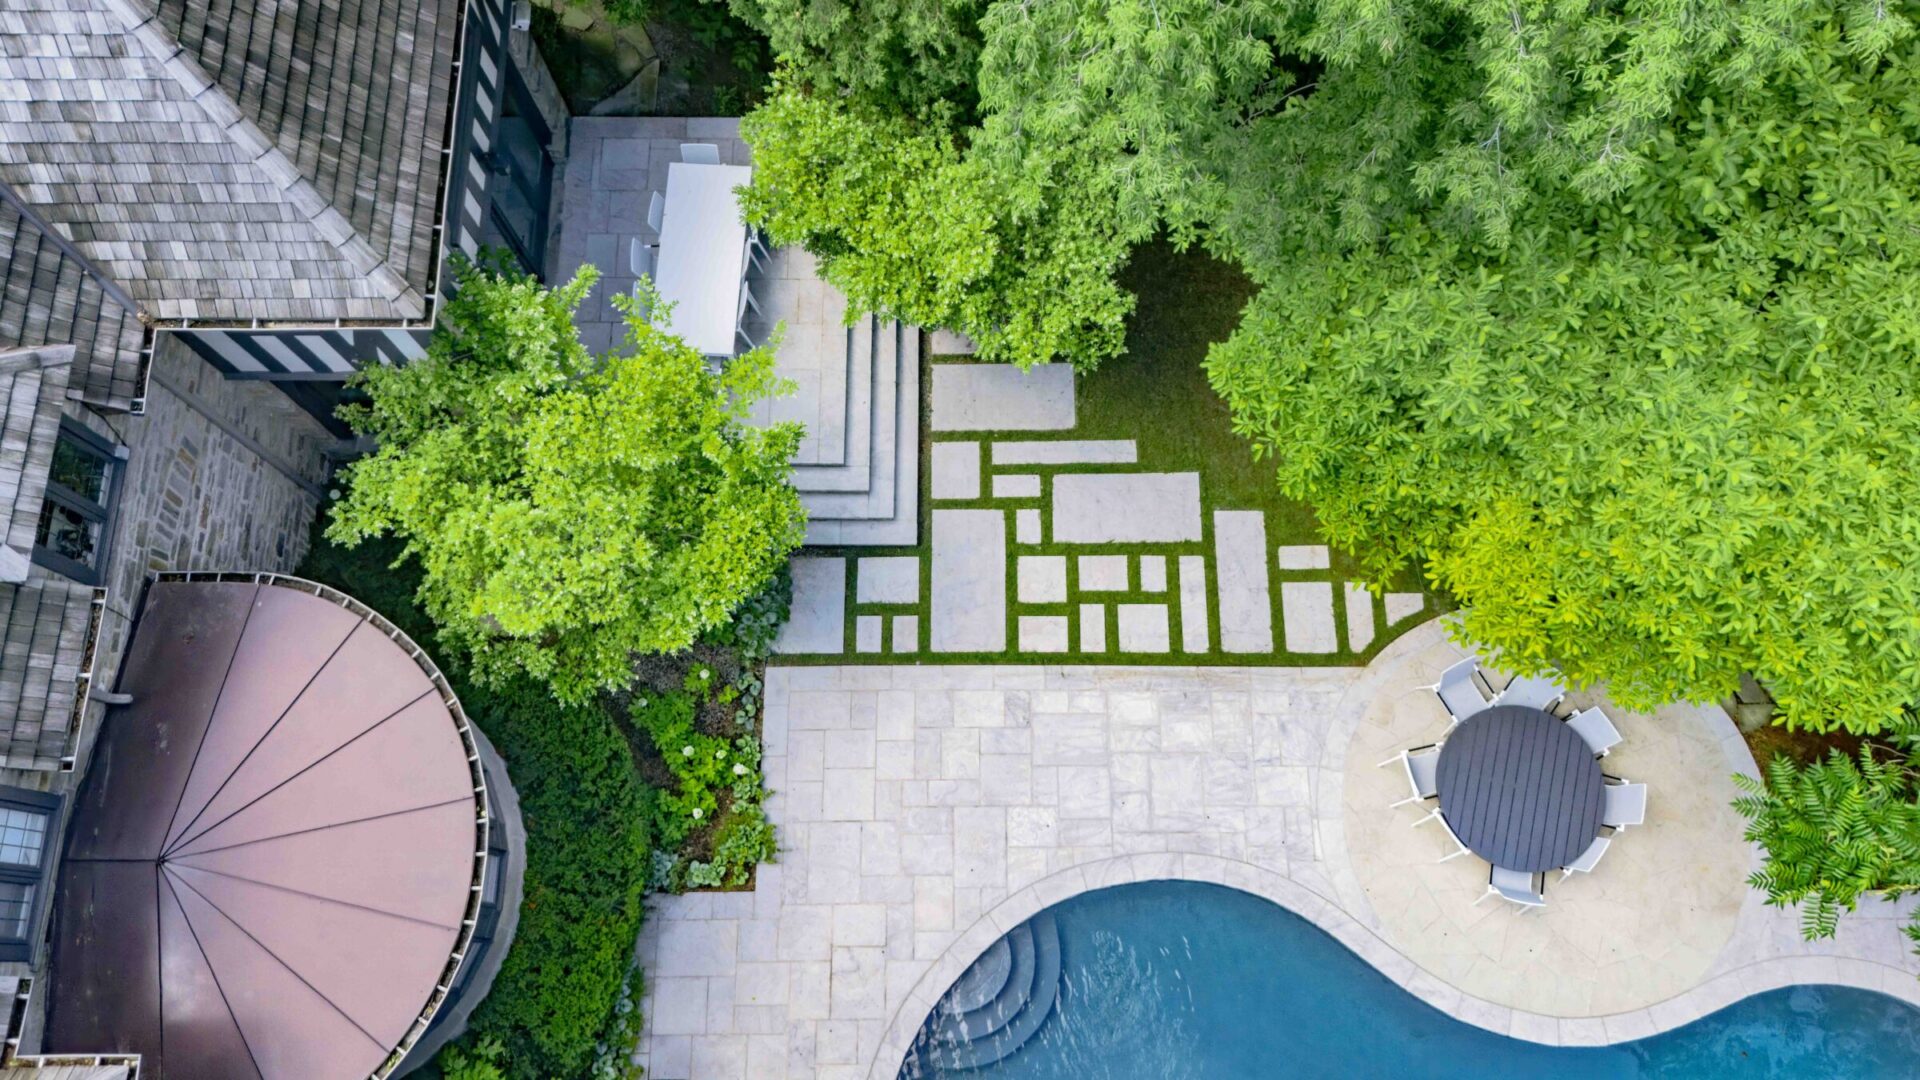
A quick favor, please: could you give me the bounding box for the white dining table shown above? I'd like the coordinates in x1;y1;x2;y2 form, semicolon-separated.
652;161;753;356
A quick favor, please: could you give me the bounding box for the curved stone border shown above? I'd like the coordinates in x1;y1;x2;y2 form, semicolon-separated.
872;853;1920;1078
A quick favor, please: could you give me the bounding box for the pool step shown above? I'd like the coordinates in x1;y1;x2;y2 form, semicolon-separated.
900;911;1061;1075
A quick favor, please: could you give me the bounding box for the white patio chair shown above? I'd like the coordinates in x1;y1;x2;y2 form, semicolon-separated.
647;191;665;234
1603;779;1648;829
628;238;654;278
680;142;722;164
1560;835;1611;880
1425;658;1493;730
1477;866;1547;908
1492;670;1568;712
1377;744;1441;809
1410;808;1473;862
743;233;767;274
737;282;762;320
1567;706;1624;757
629;280;654;323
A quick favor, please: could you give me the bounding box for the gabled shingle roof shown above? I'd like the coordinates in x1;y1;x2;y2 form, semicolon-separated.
0;0;460;325
0;197;147;411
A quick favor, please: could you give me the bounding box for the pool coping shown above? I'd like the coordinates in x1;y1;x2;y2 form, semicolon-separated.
868;621;1920;1076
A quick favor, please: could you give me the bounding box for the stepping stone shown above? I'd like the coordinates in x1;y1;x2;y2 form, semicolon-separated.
1017;556;1067;604
992;474;1041;499
1178;556;1210;653
1077;556;1128;591
932;363;1075;431
1015;509;1041;545
1078;604;1107;652
1214;511;1273;653
893;615;920;653
1386;593;1426;624
932;441;981;500
1139;556;1167;592
931;510;1006;652
1051;473;1201;543
1117;604;1170;653
992;440;1137;466
773;557;846;653
856;615;884;653
1281;581;1337;654
1277;544;1331;570
1345;583;1376;652
930;328;977;354
1018;616;1070;653
857;556;920;604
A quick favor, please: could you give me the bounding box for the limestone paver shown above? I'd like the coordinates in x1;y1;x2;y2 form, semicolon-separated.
1078;604;1106;652
931;363;1075;431
892;616;919;653
1139;555;1167;592
1076;555;1128;592
1018;616;1070;653
1116;603;1170;652
930;510;1006;652
855;616;883;653
773;557;846;654
1386;592;1425;624
1051;472;1202;543
930;442;980;500
991;440;1138;465
856;557;921;605
1278;544;1332;570
1344;582;1376;652
992;474;1041;499
1213;511;1274;653
1014;509;1040;545
635;632;1920;1080
1178;555;1209;653
1281;581;1338;654
1016;556;1067;603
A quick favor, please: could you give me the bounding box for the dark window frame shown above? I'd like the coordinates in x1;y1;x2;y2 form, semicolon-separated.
0;786;59;963
485;63;555;278
31;418;121;586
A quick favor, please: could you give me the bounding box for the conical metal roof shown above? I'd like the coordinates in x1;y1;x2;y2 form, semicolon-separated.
48;576;489;1080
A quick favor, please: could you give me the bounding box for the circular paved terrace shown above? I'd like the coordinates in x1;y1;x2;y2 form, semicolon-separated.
632;622;1920;1079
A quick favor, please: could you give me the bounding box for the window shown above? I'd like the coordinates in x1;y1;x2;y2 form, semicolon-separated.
0;789;57;962
33;420;120;584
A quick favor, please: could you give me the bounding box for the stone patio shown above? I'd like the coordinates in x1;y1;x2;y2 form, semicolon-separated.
634;621;1920;1078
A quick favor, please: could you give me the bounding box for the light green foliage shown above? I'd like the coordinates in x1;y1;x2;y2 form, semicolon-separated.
634;668;779;890
740;82;1135;368
328;260;805;702
1206;30;1920;732
1733;740;1920;955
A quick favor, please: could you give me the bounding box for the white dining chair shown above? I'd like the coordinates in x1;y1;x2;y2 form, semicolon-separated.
1425;658;1493;732
1492;670;1569;712
742;234;767;274
1477;866;1547;908
680;142;721;164
647;191;665;234
628;238;654;278
1410;808;1474;862
1603;779;1648;829
1377;744;1441;809
1561;835;1611;880
1567;707;1624;757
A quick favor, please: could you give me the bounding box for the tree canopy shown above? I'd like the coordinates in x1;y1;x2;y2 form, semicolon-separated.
329;261;805;702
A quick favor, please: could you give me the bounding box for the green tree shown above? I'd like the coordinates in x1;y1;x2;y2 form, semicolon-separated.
1205;28;1920;732
1734;741;1920;956
723;0;986;117
329;260;805;702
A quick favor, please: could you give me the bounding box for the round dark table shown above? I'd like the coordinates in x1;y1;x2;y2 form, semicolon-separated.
1435;705;1604;873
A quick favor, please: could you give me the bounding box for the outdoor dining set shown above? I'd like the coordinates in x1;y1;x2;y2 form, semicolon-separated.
625;142;772;356
1378;659;1650;908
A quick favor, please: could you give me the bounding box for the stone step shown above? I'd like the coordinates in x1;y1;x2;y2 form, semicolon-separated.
798;320;899;515
762;282;851;467
929;922;1035;1046
791;312;885;494
929;912;1061;1071
806;326;920;546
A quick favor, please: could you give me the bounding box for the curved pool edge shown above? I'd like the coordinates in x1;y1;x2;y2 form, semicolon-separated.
871;854;1920;1079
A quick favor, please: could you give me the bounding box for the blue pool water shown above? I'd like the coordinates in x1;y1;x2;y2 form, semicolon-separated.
905;881;1920;1079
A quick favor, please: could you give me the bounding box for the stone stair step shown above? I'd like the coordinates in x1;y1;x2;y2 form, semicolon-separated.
790;312;882;493
797;320;899;514
805;326;919;546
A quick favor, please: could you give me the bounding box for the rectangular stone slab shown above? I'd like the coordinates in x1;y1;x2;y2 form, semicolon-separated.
931;363;1075;431
773;558;847;654
1050;473;1202;543
991;440;1137;465
931;510;1007;652
1281;581;1338;654
1214;511;1275;653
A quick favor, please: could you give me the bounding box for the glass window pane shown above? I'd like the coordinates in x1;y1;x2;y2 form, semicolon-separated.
35;501;100;566
49;435;109;501
0;882;34;941
0;806;46;868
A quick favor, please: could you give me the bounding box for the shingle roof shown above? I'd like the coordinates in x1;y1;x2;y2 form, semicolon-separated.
0;0;456;325
0;197;147;411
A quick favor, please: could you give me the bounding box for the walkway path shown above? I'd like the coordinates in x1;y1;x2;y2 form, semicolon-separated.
634;622;1920;1079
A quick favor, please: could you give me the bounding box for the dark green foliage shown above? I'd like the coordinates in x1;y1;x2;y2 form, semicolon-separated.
296;519;651;1080
1733;739;1920;957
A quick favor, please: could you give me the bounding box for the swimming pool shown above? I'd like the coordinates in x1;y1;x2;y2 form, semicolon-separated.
900;880;1920;1078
